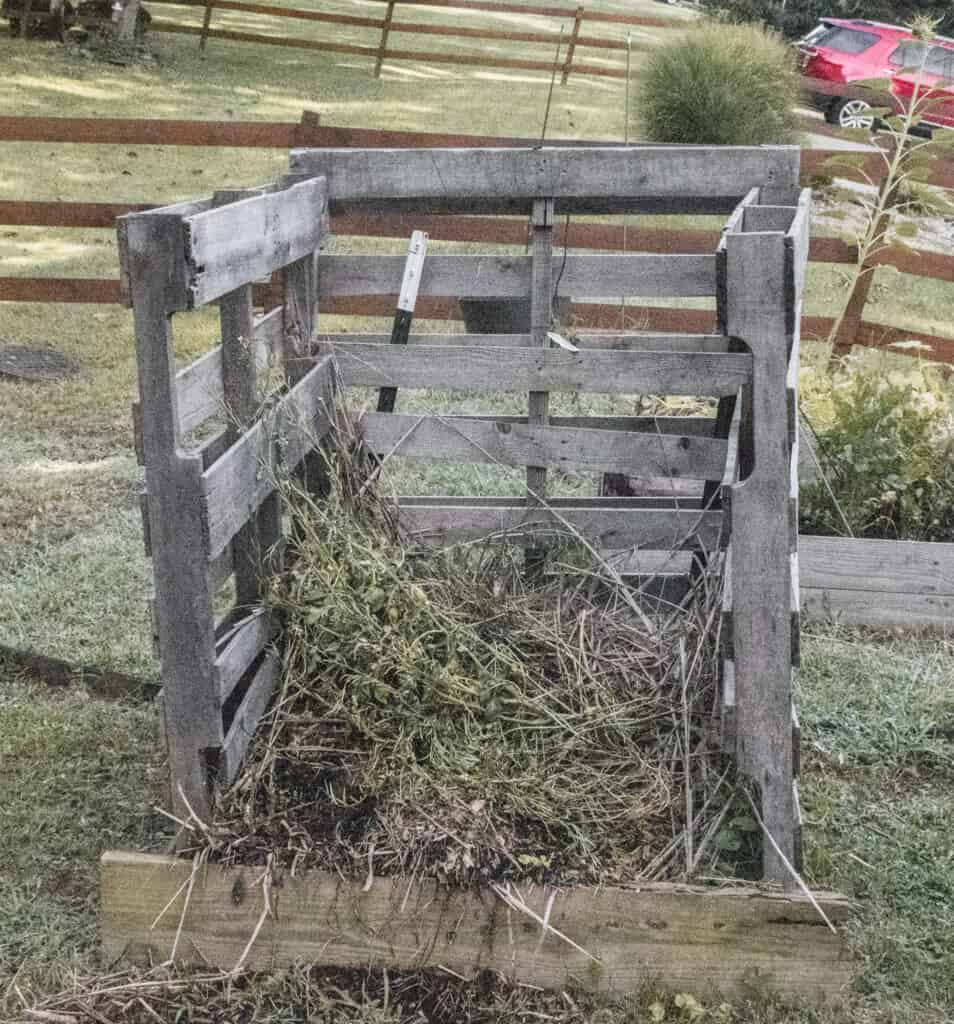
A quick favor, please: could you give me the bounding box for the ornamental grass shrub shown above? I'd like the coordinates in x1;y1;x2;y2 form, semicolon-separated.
637;22;800;146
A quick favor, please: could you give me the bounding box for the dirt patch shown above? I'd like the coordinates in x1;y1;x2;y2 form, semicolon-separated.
0;344;81;382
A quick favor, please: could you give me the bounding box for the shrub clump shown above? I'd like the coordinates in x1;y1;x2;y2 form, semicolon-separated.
800;352;954;541
637;22;800;146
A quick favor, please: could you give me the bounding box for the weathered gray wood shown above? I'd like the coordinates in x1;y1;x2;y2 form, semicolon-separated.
800;584;954;628
396;503;724;550
527;198;554;574
182;178;328;308
799;535;954;597
321;343;752;396
214;610;276;702
315;332;731;353
101;851;853;1002
202;355;336;561
742;206;796;233
396;495;705;509
217;204;266;612
316;253;717;299
219;649;280;786
724;229;795;886
289;147;801;215
360;414;728;480
122;214;221;827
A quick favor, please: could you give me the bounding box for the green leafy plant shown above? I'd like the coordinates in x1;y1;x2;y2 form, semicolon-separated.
800;353;954;541
637;22;800;146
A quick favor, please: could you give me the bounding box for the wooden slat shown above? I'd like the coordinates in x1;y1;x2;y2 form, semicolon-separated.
182;178;328;308
396;503;724;550
290;147;801;215
799;535;954;597
742;205;796;233
202;355;336;560
214;610;276;702
218;650;280;786
316;332;732;353
396;495;704;509
101;851;853;1002
360;413;728;479
317;253;717;299
322;343;751;396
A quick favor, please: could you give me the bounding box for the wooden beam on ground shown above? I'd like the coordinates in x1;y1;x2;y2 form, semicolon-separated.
101;851;853;1002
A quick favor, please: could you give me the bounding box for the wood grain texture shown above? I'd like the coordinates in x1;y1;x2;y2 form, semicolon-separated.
290;147;801;215
724;229;795;885
122;212;223;825
396;503;724;550
360;413;728;479
201;355;336;561
316;332;731;352
317;253;717;298
321;343;751;396
183;179;328;308
214;610;276;703
101;851;853;1002
219;651;280;786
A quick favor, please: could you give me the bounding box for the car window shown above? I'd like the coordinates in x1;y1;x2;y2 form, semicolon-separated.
925;46;954;79
812;26;880;54
889;41;929;68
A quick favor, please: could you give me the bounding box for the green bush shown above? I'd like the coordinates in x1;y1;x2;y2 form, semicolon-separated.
637;22;800;146
800;354;954;542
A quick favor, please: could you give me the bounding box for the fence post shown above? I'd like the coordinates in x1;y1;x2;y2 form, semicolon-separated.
561;6;583;85
724;226;796;886
374;0;396;78
199;0;215;51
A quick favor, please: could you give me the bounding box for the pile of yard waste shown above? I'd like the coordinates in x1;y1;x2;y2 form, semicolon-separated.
199;422;739;887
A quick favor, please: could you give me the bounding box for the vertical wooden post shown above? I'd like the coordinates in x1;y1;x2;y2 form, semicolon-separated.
374;0;396;78
561;7;583;85
199;0;214;51
121;212;222;828
20;0;34;39
116;0;142;47
724;228;796;886
527;198;554;575
377;230;428;413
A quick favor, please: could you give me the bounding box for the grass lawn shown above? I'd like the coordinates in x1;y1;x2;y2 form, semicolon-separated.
2;629;953;1021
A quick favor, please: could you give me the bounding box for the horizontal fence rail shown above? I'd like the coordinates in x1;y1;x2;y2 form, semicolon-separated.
146;0;683;81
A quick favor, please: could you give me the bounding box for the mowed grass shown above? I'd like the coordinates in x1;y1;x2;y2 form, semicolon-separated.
2;630;953;1020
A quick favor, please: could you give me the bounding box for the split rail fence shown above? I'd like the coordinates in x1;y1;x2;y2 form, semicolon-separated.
147;0;679;81
122;143;808;887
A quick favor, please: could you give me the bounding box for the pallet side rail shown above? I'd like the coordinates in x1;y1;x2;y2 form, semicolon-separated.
118;177;332;826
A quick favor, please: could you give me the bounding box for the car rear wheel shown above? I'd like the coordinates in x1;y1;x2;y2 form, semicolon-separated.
827;98;875;130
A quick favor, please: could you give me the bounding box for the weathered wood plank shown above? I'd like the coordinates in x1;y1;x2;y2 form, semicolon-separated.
742;206;796;233
289;147;801;215
101;851;853;1002
799;535;954;597
396;495;705;509
316;332;732;353
396;503;724;550
360;413;728;479
183;178;328;308
214;610;276;703
316;253;717;299
322;343;751;396
202;355;336;561
724;229;795;885
800;585;954;628
219;649;280;786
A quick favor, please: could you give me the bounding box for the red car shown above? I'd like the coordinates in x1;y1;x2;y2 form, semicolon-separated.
798;18;954;132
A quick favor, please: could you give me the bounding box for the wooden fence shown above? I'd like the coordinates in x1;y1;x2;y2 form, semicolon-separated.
3;113;954;358
146;0;682;81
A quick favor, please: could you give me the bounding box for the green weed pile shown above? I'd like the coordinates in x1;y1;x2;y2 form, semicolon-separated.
205;434;731;886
